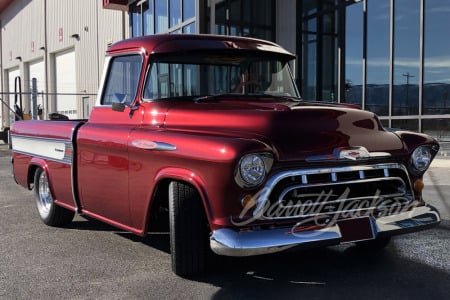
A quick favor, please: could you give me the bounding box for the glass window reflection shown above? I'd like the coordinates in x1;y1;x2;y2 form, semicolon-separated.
183;0;195;21
344;1;363;106
392;119;418;132
183;22;195;33
156;0;168;33
170;0;181;27
130;4;142;37
423;119;450;140
301;17;317;101
143;1;154;35
393;0;420;116
366;0;390;116
424;0;450;115
210;0;274;40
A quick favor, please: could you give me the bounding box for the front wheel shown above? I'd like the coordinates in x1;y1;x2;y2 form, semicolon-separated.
34;168;74;227
169;181;209;277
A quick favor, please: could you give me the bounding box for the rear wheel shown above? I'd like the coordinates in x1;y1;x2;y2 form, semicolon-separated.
34;168;74;227
169;181;209;277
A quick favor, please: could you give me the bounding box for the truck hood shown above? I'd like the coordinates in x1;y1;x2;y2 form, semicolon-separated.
163;99;405;161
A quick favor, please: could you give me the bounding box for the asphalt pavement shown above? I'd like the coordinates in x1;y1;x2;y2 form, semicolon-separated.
0;142;449;300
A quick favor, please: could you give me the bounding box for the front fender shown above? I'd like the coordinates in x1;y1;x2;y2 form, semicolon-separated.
153;167;212;222
392;130;440;155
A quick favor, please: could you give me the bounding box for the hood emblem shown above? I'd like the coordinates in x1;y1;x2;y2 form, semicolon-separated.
307;146;388;162
335;147;370;160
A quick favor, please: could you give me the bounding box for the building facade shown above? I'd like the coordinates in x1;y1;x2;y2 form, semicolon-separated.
297;0;450;140
1;0;448;141
0;0;128;128
123;0;450;141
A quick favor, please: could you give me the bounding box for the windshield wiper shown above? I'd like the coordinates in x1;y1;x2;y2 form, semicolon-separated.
193;93;302;103
193;93;244;102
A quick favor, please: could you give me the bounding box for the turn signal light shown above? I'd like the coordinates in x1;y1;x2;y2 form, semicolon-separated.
241;194;256;209
414;179;424;192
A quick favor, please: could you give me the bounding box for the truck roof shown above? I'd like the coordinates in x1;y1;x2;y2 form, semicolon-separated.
107;34;295;60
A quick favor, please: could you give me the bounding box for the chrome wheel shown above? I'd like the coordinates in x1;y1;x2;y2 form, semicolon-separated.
36;171;52;220
33;168;75;226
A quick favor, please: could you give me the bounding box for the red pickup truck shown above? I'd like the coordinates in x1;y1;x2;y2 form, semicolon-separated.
11;34;440;276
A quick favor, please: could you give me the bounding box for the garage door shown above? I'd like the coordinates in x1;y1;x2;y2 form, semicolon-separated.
29;60;45;118
55;50;77;119
8;68;21;124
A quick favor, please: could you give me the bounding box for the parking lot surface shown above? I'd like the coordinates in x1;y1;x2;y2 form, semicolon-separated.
0;142;449;299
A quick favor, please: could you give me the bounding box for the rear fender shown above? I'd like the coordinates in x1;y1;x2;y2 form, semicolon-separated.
27;157;49;190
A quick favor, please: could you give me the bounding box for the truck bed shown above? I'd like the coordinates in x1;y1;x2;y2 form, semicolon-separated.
11;120;85;211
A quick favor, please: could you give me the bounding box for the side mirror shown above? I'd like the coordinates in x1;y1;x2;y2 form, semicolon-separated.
111;93;127;112
112;102;126;112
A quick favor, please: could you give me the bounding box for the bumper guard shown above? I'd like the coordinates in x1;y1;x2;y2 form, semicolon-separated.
210;205;440;256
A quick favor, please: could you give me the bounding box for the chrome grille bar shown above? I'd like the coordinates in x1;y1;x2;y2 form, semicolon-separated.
253;163;413;220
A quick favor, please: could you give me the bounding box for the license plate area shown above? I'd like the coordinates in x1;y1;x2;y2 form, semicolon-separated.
337;217;375;243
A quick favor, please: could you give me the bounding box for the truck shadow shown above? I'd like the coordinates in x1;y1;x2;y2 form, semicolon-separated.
192;234;450;299
68;216;449;299
69;216;172;254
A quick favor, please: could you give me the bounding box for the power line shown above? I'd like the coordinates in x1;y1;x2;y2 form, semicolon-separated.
0;92;97;96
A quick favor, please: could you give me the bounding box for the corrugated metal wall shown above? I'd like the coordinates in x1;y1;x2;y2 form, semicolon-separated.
2;0;45;68
1;0;128;125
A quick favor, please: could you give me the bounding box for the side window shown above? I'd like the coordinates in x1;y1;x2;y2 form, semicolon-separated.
143;62;169;100
143;62;201;100
101;55;142;105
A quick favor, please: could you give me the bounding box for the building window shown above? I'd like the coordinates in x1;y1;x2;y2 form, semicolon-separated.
393;0;420;116
301;17;317;100
205;0;275;41
144;1;154;35
183;0;195;21
130;0;196;37
170;0;182;27
423;119;450;141
423;0;450;115
344;1;363;106
392;119;418;132
298;0;338;102
183;22;195;33
130;4;143;37
365;0;390;116
155;0;169;33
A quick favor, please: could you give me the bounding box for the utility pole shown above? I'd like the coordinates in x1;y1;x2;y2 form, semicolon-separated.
402;72;415;113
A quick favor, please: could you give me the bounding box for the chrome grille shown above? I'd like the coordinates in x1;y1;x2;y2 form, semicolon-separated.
255;163;413;220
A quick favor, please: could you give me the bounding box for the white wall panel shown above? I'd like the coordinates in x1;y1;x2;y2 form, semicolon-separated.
29;59;45;110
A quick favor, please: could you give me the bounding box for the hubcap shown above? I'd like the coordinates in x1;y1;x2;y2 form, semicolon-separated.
36;172;52;219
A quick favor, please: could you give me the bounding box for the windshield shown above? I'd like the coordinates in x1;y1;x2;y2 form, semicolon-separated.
143;53;300;100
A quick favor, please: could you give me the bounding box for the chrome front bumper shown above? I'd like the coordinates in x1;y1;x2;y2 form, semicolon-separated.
210;205;441;257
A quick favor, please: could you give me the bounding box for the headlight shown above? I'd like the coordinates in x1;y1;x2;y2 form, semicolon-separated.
236;153;273;188
409;146;432;174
